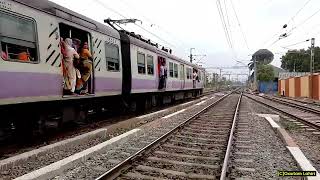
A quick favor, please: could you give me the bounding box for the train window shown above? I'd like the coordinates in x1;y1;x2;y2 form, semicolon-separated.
169;62;174;77
186;68;192;79
174;63;178;78
147;55;154;75
0;12;38;62
186;68;188;79
105;43;120;71
137;52;146;74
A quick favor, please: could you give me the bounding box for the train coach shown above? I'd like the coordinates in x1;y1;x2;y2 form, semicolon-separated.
0;0;205;137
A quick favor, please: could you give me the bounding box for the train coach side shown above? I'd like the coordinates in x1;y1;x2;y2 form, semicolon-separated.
0;0;205;138
0;0;62;104
0;0;126;136
0;0;123;105
119;31;204;105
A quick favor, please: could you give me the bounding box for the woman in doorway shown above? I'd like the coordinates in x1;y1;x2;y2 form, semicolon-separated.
76;42;93;94
63;38;80;95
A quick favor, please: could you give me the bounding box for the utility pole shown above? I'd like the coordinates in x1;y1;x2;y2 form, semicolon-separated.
189;48;195;63
310;38;315;99
253;55;257;90
311;38;315;74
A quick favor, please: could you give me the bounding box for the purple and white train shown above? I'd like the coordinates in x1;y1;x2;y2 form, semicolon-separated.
0;0;205;134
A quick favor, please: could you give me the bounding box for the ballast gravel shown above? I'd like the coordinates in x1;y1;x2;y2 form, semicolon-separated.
229;97;300;179
1;93;217;180
51;93;226;180
280;118;320;172
248;94;320;173
0;136;107;179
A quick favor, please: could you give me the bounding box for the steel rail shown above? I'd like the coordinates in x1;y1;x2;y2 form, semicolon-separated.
282;96;320;107
95;91;235;180
244;94;320;131
263;96;320;115
220;92;242;180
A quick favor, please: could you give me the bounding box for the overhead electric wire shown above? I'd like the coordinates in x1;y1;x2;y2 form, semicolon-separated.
268;38;282;48
223;0;231;30
223;0;235;50
281;39;310;48
134;24;177;48
288;7;320;34
261;27;283;48
261;0;313;48
92;0;177;48
117;0;188;49
93;0;127;19
289;0;313;25
216;0;233;49
230;0;250;50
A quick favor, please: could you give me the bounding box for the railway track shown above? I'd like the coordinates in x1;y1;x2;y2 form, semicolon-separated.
95;93;242;180
244;93;320;131
0;91;215;160
282;96;320;107
264;95;320;114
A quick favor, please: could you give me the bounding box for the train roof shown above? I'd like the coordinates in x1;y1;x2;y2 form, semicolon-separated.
11;0;120;39
126;33;204;70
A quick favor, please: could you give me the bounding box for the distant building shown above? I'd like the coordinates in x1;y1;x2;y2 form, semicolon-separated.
271;65;287;79
278;72;310;80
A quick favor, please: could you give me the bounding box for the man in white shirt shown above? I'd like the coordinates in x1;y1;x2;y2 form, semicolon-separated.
158;60;167;89
193;71;198;88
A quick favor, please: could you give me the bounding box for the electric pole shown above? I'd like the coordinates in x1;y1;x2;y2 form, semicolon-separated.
311;38;315;74
253;55;257;90
189;48;195;63
310;38;315;99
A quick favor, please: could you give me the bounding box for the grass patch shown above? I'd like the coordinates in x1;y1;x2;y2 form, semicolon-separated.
281;119;300;131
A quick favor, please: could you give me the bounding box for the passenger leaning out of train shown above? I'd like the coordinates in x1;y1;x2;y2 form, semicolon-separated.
62;38;81;95
72;38;81;53
193;70;198;88
75;42;93;95
158;60;167;89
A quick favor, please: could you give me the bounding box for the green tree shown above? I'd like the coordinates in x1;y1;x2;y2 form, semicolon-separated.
248;49;274;71
257;64;274;81
280;47;320;72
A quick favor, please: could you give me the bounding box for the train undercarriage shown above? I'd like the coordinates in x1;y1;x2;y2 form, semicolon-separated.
0;89;202;143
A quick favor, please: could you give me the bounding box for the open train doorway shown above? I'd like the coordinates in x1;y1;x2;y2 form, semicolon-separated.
59;23;94;96
158;56;167;89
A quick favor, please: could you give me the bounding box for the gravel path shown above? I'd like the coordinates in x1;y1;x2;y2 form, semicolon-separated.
0;136;107;180
280;118;320;172
52;93;228;179
246;95;320;173
229;96;300;179
2;93;219;180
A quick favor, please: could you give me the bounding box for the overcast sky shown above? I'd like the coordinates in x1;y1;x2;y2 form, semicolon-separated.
50;0;320;80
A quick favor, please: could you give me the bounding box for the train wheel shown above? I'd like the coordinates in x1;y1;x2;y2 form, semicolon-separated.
14;112;36;144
